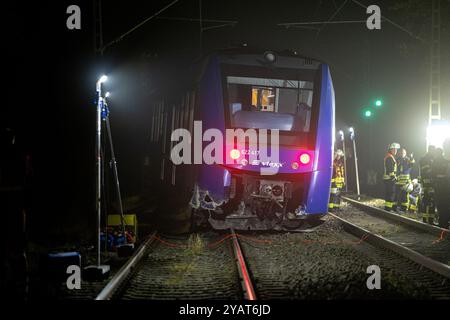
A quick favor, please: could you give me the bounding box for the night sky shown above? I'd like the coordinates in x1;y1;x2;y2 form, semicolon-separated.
4;0;450;243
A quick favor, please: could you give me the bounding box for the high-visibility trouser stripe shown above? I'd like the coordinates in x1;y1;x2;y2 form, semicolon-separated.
409;196;418;211
330;188;338;194
385;201;394;208
328;203;334;209
401;202;409;207
421;207;437;217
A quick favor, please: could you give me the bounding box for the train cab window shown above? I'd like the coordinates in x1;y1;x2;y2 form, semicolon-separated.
226;76;314;133
251;87;275;112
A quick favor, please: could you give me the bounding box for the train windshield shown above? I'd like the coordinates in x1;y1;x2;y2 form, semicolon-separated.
226;76;314;133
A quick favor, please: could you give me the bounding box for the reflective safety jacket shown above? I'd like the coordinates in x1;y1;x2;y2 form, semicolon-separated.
384;152;397;181
432;156;450;181
396;156;415;184
332;157;345;187
419;153;434;186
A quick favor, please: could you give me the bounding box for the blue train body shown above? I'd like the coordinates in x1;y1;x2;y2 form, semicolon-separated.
149;49;335;230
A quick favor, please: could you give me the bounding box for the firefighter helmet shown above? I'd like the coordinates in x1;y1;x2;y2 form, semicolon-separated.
402;182;414;193
388;142;400;150
335;149;344;157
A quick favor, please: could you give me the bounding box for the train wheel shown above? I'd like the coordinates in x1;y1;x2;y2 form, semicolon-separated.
281;219;304;230
282;216;324;231
305;217;325;228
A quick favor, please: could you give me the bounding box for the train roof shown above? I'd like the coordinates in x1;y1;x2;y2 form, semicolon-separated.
203;46;326;66
147;47;326;100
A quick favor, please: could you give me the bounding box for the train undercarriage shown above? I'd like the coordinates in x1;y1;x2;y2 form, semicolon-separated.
190;175;325;231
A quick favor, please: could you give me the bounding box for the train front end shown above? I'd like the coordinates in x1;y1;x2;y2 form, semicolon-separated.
193;50;335;231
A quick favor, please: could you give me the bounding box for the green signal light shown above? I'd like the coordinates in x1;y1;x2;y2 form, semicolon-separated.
375;99;383;107
363;108;373;118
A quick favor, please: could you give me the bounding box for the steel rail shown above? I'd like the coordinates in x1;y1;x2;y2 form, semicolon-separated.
95;231;157;300
230;229;257;300
329;213;450;280
342;196;448;237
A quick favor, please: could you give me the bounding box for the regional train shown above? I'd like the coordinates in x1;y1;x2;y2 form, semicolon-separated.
148;48;335;231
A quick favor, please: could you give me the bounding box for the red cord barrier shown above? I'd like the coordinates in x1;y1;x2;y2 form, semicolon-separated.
150;233;370;249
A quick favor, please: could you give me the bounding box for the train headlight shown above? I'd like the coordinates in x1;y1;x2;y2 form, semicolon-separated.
230;149;240;160
291;162;299;170
299;153;311;165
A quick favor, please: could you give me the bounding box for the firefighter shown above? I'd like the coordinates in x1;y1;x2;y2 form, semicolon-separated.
383;143;400;212
432;145;450;229
419;145;436;224
408;178;422;213
329;149;345;212
395;148;415;212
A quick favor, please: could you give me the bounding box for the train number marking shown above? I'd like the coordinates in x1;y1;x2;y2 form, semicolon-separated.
170;121;281;175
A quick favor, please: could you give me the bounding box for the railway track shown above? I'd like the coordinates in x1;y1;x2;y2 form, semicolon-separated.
337;196;450;278
72;199;450;300
235;218;450;299
95;230;256;300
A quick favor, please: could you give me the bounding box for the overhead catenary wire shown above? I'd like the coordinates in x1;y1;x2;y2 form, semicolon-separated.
279;20;366;27
278;0;426;43
315;0;349;38
351;0;426;42
156;16;238;25
156;16;237;32
102;0;180;52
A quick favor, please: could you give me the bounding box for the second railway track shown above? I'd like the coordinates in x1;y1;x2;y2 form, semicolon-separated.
338;196;450;278
237;217;449;299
